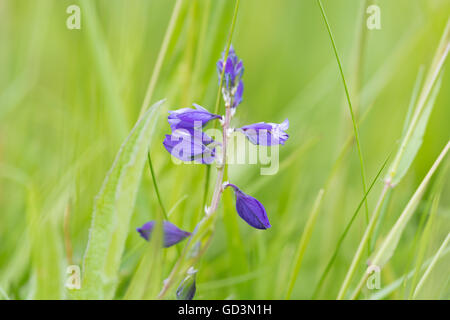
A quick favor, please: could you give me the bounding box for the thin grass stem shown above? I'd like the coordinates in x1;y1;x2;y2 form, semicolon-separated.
316;0;370;240
138;0;184;118
285;189;324;299
147;152;168;220
412;233;450;299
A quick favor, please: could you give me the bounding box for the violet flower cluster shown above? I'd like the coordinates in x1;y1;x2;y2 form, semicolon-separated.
136;45;289;299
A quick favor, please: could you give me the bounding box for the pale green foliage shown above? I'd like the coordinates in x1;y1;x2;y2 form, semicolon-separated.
75;100;164;299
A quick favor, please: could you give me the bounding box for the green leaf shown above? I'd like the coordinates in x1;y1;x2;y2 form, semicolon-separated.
74;100;165;299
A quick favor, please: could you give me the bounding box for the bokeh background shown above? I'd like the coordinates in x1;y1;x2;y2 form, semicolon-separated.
0;0;449;299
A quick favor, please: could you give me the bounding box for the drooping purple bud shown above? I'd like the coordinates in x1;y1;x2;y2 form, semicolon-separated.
137;221;191;248
168;104;222;130
237;119;289;146
225;184;271;230
176;267;197;300
163;128;217;164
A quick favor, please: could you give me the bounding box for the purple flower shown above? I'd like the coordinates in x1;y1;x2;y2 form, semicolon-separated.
237;119;289;146
137;221;191;248
163;128;217;164
168;104;221;130
217;45;244;91
176;268;197;300
225;184;271;230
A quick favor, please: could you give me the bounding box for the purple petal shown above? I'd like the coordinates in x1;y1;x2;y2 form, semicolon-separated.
226;184;271;230
217;44;244;89
168;105;221;130
233;80;244;108
163;129;216;164
176;270;197;300
237;119;289;146
136;221;191;248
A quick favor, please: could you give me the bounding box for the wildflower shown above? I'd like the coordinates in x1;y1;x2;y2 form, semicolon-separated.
163;128;217;164
237;119;289;146
137;221;191;248
168;104;221;130
176;267;197;300
225;184;271;230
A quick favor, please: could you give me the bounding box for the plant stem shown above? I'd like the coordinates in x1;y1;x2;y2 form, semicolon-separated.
412;233;450;299
388;41;449;181
316;0;370;238
285;189;324;299
147;152;168;220
203;0;240;209
207;104;232;215
337;183;390;299
158;0;240;299
157;87;234;301
138;0;184;118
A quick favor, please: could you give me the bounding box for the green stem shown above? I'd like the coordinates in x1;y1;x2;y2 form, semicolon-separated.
213;0;240;116
285;189;324;299
413;233;450;299
138;0;184;117
337;183;390;299
147;152;168;220
316;0;370;240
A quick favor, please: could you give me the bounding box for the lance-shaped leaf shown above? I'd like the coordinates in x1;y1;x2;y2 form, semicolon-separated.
75;100;164;299
387;76;442;185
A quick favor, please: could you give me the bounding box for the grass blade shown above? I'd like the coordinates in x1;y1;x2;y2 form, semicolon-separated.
350;141;450;299
285;189;324;299
407;192;441;298
369;247;450;300
412;233;450;299
316;0;370;236
387;22;449;185
138;0;184;117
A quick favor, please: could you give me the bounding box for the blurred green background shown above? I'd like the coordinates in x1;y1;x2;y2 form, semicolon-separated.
0;0;449;299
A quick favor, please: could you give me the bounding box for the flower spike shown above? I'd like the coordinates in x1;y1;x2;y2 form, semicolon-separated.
217;45;244;108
